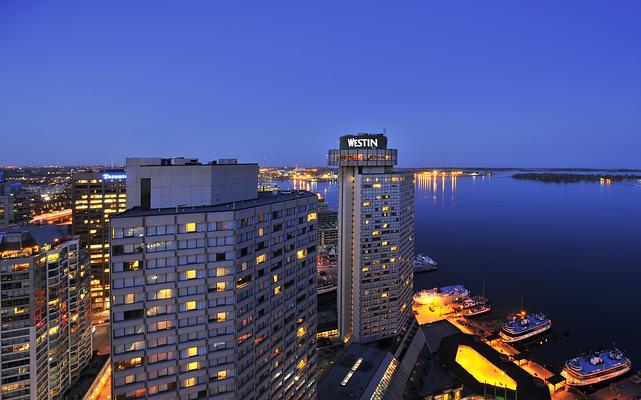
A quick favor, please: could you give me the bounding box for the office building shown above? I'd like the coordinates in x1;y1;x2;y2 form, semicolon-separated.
328;134;414;344
0;171;32;229
0;224;92;400
110;157;318;400
72;169;127;315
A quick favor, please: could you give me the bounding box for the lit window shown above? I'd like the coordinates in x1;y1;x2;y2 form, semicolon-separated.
274;286;282;295
185;301;196;311
256;254;267;265
182;377;197;388
185;269;197;279
217;312;226;321
296;249;306;259
187;347;198;357
157;289;173;299
307;212;317;222
372;183;382;188
187;362;199;371
217;370;227;380
372;231;380;236
362;202;371;207
216;282;226;292
12;263;29;271
273;274;278;283
184;223;196;233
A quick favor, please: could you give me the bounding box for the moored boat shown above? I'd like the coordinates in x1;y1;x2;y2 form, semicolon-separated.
562;349;631;386
456;296;491;317
416;254;437;266
413;285;469;306
413;255;438;273
499;312;551;342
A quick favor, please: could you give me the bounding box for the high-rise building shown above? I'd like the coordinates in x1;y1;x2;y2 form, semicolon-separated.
0;224;92;400
110;157;318;400
316;200;338;247
0;171;32;229
328;134;415;344
72;170;127;315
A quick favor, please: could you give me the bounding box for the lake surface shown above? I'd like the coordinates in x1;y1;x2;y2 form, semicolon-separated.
279;172;641;371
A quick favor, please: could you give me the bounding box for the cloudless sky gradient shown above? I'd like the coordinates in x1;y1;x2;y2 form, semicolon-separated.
1;1;640;167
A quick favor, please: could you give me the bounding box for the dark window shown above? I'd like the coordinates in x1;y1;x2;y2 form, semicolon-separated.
141;178;151;209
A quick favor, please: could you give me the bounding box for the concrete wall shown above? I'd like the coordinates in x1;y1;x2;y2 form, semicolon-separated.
126;158;258;209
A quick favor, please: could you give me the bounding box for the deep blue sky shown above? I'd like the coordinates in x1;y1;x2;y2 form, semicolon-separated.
1;1;640;168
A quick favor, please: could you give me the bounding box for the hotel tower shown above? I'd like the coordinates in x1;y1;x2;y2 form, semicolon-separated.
328;134;414;343
110;158;317;400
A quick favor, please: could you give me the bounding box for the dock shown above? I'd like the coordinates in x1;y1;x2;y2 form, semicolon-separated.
413;296;641;399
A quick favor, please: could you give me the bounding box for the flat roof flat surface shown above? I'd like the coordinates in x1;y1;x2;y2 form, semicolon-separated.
439;333;552;399
113;190;316;219
318;342;391;400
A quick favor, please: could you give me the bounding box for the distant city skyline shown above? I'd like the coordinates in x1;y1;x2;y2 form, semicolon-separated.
1;1;641;167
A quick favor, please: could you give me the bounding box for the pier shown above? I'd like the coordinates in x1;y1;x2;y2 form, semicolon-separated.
413;291;640;399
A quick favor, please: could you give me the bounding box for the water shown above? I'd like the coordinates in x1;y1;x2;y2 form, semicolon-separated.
278;173;641;371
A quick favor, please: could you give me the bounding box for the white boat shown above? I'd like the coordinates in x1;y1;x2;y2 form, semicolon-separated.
413;285;469;306
499;312;551;342
416;254;437;266
456;296;491;317
562;349;631;386
413;255;437;273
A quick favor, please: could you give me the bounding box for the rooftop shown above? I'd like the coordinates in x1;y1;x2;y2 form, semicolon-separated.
317;342;393;400
113;190;317;219
127;157;255;167
439;332;552;399
0;224;70;258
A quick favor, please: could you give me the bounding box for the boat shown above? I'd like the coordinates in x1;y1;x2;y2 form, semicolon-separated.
413;255;438;273
562;349;631;386
499;312;551;342
456;296;491;317
413;285;469;306
416;254;437;266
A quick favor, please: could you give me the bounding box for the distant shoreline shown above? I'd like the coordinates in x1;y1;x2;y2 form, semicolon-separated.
512;172;641;183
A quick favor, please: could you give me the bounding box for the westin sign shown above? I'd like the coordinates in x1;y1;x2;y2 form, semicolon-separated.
339;134;387;150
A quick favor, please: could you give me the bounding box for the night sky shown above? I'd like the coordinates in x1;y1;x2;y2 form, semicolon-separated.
1;1;640;167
